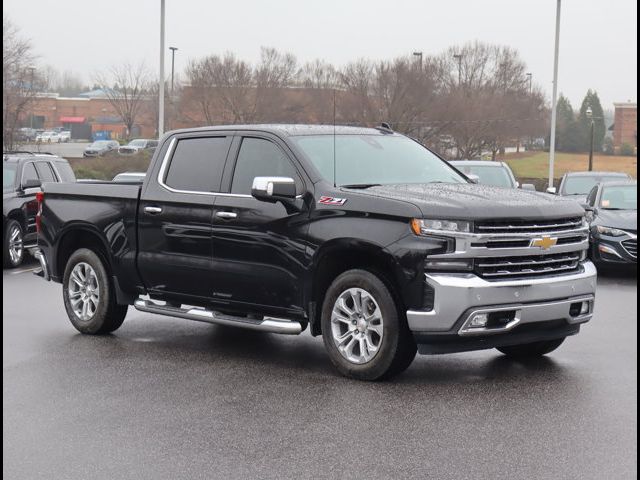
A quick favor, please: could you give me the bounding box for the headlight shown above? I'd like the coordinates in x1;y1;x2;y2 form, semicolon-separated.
596;225;628;237
411;218;472;235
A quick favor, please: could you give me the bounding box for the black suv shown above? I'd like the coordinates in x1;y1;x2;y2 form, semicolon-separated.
3;152;76;268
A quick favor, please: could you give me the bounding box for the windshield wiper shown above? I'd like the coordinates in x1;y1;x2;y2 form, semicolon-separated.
340;183;382;189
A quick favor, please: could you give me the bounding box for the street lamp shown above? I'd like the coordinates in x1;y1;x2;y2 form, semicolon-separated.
27;66;36;130
412;51;423;71
169;46;178;93
453;54;463;85
586;106;595;172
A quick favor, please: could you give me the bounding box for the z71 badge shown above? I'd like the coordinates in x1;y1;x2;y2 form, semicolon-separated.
318;196;347;206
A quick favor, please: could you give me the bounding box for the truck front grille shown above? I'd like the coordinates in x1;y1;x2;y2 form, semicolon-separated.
622;239;637;259
475;217;584;234
475;252;582;279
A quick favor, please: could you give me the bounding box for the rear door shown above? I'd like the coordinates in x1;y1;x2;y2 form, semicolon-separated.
210;134;311;316
137;133;233;301
19;162;41;243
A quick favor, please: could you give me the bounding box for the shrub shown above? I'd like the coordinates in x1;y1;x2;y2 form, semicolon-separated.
620;143;636;156
603;137;615;155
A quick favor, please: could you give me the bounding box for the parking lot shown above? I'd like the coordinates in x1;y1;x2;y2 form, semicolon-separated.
18;142;88;158
3;262;637;480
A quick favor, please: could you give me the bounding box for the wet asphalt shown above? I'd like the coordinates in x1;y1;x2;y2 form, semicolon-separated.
3;262;637;480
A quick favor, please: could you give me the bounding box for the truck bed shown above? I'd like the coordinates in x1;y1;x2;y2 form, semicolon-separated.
40;182;143;294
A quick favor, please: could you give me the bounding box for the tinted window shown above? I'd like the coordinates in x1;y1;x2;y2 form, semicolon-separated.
164;137;230;192
231;138;300;194
21;162;39;185
586;186;599;207
54;161;77;182
35;162;57;182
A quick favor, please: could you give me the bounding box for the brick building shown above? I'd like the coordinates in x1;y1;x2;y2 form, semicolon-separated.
612;102;637;152
26;92;155;140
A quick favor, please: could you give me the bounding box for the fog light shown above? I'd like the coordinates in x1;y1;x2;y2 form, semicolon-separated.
469;313;488;328
580;301;590;315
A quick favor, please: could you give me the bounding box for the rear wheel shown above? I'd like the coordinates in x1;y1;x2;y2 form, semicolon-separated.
321;269;416;381
497;338;565;358
62;248;128;334
3;220;24;268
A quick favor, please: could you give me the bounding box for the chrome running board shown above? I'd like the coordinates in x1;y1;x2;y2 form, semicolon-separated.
134;299;303;335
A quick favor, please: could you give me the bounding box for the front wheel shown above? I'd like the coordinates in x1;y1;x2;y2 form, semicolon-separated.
62;248;128;334
321;269;417;381
496;338;565;358
3;220;24;268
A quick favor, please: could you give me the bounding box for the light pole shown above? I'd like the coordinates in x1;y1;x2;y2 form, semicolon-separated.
27;66;36;130
586;107;602;172
169;46;178;93
158;0;166;137
548;0;562;192
526;72;532;95
453;54;463;85
412;51;423;71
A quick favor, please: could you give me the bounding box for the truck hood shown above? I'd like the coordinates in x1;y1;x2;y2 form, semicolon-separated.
351;183;585;220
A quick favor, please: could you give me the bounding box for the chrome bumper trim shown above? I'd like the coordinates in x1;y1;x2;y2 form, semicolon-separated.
407;261;597;334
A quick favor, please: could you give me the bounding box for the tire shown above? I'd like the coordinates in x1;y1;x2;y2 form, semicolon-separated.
3;220;24;268
496;337;565;358
321;269;417;381
62;248;128;334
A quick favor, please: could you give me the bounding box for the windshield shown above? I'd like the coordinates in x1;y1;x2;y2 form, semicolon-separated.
3;164;17;192
563;175;626;195
601;185;637;210
291;135;465;186
128;140;146;147
90;141;109;147
453;164;514;188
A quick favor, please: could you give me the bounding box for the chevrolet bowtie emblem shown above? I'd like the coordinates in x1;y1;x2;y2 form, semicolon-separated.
531;236;558;250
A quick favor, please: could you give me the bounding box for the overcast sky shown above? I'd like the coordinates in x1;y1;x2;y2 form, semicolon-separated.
4;0;637;110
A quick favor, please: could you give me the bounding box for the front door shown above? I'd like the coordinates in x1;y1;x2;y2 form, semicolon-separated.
210;135;310;316
138;134;233;301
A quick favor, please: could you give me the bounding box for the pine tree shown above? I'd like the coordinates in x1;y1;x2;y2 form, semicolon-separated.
555;94;580;152
578;90;606;152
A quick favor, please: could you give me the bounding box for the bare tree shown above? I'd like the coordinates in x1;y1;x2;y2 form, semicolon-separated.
3;18;43;150
94;63;151;139
254;47;298;121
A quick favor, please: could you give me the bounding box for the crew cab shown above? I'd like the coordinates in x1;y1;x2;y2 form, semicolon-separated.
3;152;76;268
33;125;597;380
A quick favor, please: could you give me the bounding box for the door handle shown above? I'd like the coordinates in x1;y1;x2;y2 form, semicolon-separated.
144;206;163;215
215;211;238;220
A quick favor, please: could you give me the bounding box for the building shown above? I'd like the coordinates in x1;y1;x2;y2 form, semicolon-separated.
612;102;637;152
25;92;155;140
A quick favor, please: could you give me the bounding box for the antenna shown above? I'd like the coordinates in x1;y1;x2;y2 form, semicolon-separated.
333;89;337;188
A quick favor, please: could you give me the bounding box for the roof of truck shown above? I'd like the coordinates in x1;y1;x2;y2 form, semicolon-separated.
167;124;398;137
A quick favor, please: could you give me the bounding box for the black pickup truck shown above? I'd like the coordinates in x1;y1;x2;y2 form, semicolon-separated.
34;125;597;380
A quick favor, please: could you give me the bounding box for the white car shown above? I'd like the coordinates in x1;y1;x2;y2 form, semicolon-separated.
35;131;61;143
58;130;71;142
118;139;158;155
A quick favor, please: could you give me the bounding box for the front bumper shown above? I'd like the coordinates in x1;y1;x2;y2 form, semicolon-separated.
407;261;597;349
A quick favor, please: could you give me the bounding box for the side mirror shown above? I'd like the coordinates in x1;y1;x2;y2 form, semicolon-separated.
546;187;557;195
466;174;480;184
21;178;42;190
251;177;297;202
521;183;537;192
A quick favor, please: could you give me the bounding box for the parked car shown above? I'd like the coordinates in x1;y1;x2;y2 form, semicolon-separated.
118;139;158;155
112;172;146;183
3;151;76;268
34;125;596;380
35;131;62;143
58;130;71;143
585;180;637;266
83;140;120;157
549;171;632;203
449;160;536;190
16;128;37;142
